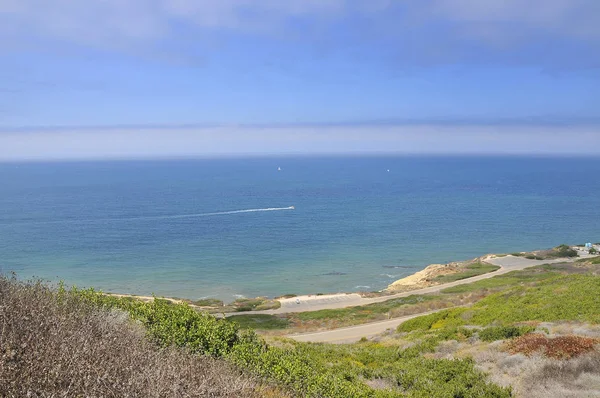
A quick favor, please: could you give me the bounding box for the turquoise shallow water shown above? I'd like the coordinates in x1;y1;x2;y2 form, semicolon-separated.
0;156;599;302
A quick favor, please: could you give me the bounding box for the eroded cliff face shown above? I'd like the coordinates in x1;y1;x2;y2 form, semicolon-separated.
386;256;493;292
386;263;457;291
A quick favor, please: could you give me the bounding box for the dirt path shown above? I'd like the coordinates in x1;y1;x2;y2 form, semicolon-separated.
289;309;447;344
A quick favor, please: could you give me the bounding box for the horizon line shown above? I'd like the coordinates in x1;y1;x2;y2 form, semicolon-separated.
3;117;600;132
2;152;600;164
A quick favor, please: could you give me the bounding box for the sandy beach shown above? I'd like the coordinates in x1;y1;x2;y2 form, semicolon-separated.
105;244;599;317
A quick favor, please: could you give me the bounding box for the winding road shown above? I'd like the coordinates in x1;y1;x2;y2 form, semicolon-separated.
282;255;581;343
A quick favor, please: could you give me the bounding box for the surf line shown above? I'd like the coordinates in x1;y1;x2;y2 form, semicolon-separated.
4;206;296;226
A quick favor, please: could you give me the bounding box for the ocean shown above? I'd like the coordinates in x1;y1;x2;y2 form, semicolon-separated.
0;156;599;302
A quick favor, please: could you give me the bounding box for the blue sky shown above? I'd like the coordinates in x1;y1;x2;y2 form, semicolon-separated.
0;0;599;159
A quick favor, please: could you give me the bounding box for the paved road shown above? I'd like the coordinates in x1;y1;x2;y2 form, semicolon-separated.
229;255;571;318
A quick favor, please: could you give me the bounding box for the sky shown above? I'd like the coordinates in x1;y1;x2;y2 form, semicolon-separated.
0;0;599;160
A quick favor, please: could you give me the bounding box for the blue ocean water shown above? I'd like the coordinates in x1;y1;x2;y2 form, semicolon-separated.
0;156;599;302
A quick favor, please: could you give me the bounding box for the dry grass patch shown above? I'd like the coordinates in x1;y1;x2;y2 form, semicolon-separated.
519;352;600;398
471;339;600;397
0;276;269;398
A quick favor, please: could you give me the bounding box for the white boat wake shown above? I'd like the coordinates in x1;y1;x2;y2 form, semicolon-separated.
4;206;296;226
144;206;296;220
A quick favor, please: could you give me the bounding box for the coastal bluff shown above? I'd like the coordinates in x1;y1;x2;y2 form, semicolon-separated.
386;256;496;292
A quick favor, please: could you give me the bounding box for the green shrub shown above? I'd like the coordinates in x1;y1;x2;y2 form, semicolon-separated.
294;294;434;326
537;326;550;335
398;311;449;333
469;275;600;325
432;263;500;283
233;297;281;312
525;254;543;260
441;268;559;294
66;286;241;357
228;314;289;330
276;294;297;299
398;308;468;333
479;325;535;342
419;274;600;332
190;298;224;307
550;244;578;258
578;256;600;264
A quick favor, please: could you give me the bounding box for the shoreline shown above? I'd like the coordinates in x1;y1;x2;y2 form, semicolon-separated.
106;243;599;313
104;254;499;308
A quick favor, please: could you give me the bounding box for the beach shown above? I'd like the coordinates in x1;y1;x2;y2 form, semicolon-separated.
110;244;600;316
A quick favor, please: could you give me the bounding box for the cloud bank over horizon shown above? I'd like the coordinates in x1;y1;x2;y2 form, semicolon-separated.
1;1;598;158
1;125;599;161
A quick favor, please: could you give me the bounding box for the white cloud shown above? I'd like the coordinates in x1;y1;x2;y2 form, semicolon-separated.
0;0;598;68
424;0;600;43
430;0;573;26
0;0;351;49
163;0;347;28
2;1;597;45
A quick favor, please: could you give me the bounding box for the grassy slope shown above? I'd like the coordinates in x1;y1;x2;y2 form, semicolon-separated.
579;255;600;264
384;272;600;397
439;266;559;294
6;258;599;397
399;274;600;335
293;294;435;322
432;262;500;283
231;294;462;332
1;276;512;397
229;314;290;330
278;272;600;397
233;264;600;397
232;266;562;332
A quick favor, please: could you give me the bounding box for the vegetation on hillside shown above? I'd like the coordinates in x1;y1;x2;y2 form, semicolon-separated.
511;244;578;260
507;334;599;359
0;275;510;397
229;314;290;330
548;244;579;258
0;276;267;398
3;253;599;397
231;293;483;332
232;266;567;333
232;297;281;311
397;274;600;348
439;266;559;294
578;255;600;264
388;273;600;397
233;263;596;333
431;262;500;283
